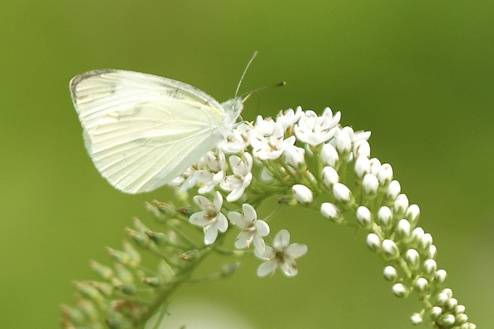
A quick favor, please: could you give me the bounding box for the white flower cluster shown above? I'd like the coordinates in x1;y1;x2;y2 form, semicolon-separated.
170;106;474;328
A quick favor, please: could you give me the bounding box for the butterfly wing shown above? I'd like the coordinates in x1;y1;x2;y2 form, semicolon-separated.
70;69;225;194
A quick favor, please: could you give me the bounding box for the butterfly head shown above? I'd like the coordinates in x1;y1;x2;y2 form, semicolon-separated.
221;97;244;129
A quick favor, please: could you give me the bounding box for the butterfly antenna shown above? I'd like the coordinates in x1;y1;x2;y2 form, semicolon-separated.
234;50;258;97
241;81;286;103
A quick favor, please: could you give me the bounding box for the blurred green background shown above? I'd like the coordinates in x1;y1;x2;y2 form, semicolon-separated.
1;0;493;328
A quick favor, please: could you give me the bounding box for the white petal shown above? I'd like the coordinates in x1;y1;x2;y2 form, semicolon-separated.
281;261;298;277
273;229;290;249
253;235;266;254
255;220;270;236
227;211;247;228
204;226;219;245
189;211;209;227
257;260;278;277
255;245;274;260
193;195;211;210
227;186;245;202
242;203;257;222
213;191;223;209
235;231;253;249
286;243;308;258
216;213;228;233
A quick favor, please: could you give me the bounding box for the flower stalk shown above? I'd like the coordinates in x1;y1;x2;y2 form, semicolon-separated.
63;107;475;329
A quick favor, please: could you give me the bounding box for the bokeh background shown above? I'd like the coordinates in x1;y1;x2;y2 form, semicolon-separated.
1;0;493;328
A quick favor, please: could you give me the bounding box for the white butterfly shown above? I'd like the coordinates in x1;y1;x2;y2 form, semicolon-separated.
70;69;246;194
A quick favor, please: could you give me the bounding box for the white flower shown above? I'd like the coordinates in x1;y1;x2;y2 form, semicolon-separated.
387;180;401;199
292;184;313;204
228;204;270;253
354;140;371;158
219;122;251;154
377;163;393;184
322;166;339;186
195;151;227;194
362;173;379;194
383;266;397;281
392;283;409;297
284;144;305;167
356;206;371;226
377;206;393;226
334;128;352;154
250;118;294;160
276;106;303;130
410;313;423;325
333;183;351;202
320;202;340;222
189;192;228;245
294;108;340;146
256;230;308;277
366;233;381;251
354;156;370;178
221;153;253;202
320;143;339;166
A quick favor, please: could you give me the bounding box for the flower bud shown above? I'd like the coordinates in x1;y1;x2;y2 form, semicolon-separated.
415;277;428;291
394;194;409;213
356;206;372;227
406;204;420;224
455;305;466;314
437;292;449;305
411;227;425;242
292;184;313;204
377;206;393;227
387;180;401;199
456;314;468;325
366;233;381;251
396;219;411;238
321;202;340;222
410;313;423;325
430;306;442;319
382;239;399;259
377;163;393;184
354;140;370;158
446;298;458;310
322;166;339;186
439;314;456;327
424;259;437;274
405;249;420;269
435;269;447;283
285;145;305;167
383;265;397;281
335;130;352;154
363;173;379;194
333;183;351;202
420;233;433;249
321;143;339;166
369;158;381;175
354;156;370;178
428;245;437;259
392;283;409;298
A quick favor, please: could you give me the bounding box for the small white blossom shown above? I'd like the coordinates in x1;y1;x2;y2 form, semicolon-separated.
406;204;420;224
415;277;428;291
219;122;251;154
435;269;447;283
439;314;456;327
394;194;409;213
292;184;313;204
387;180;401;199
356;206;371;227
276;107;303;130
334;128;353;154
366;233;381;251
377;163;393;184
362;173;379;194
396;219;411;238
377;206;393;227
221;153;253;202
321;202;340;222
411;227;425;242
405;249;420;268
284;144;305;167
424;259;437;274
354;140;370;158
250;117;294;160
320;143;339;166
189;192;228;245
431;306;443;319
228;204;270;253
392;283;409;297
428;245;437;259
333;183;351;202
256;230;308;277
419;233;433;250
410;313;423;325
194;151;227;194
382;239;399;258
383;265;397;281
369;158;382;175
354;156;370;178
294;109;340;146
322;166;339;186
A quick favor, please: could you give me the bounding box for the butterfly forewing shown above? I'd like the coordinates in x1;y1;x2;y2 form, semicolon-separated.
71;69;225;194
